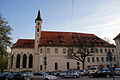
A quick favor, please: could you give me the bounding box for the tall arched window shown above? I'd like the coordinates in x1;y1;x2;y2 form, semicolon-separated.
67;62;69;70
29;54;33;68
16;54;20;68
11;54;14;68
22;54;27;68
40;65;42;71
55;63;58;70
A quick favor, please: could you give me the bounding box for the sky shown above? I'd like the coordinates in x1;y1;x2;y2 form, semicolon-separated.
0;0;120;44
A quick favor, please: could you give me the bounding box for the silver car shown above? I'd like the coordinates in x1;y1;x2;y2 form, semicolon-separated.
33;72;57;80
114;68;120;76
60;70;80;78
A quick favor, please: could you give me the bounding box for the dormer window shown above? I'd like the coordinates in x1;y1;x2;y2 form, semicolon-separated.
59;35;63;39
49;41;52;44
47;41;52;44
61;41;64;44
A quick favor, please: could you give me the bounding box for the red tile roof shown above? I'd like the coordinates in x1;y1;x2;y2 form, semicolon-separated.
12;39;34;48
113;33;120;40
12;31;115;48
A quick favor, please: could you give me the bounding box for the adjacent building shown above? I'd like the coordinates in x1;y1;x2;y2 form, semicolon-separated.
8;10;118;72
114;33;120;67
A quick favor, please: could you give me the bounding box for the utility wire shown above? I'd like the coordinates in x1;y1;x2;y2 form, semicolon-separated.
71;0;74;26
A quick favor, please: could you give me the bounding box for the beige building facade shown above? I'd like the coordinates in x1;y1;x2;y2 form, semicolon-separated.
8;10;118;72
114;33;120;67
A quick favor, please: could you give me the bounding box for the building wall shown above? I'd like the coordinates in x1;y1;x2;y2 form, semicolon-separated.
8;48;34;72
114;38;120;67
86;47;117;68
8;46;117;72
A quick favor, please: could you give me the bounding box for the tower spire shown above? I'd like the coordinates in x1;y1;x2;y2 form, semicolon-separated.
35;10;42;22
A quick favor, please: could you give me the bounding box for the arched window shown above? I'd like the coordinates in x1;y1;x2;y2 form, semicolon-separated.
16;54;20;68
77;62;80;65
40;65;42;71
11;54;14;68
67;62;69;70
22;54;27;68
29;54;33;68
55;63;58;70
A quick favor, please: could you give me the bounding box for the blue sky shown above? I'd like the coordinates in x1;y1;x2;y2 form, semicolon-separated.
0;0;120;43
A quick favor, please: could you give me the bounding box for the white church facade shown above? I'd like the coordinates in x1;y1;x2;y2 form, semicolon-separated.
8;10;118;72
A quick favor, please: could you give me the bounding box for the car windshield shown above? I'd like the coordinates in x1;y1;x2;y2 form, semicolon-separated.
42;72;49;76
79;70;84;72
90;68;96;70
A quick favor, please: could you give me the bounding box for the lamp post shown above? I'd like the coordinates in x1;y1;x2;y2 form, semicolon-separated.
107;51;115;80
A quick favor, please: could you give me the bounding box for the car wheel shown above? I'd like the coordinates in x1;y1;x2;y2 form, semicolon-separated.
45;78;49;80
73;75;77;78
90;75;93;78
106;75;110;78
30;78;34;80
61;76;65;78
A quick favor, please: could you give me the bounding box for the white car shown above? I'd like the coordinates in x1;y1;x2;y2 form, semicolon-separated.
88;67;98;74
33;72;57;80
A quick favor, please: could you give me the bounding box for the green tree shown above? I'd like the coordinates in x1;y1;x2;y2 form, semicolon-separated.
0;14;12;72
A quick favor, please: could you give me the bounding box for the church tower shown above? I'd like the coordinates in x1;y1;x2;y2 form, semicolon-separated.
34;10;42;71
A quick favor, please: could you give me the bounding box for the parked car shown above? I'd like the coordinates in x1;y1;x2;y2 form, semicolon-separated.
78;70;88;76
33;72;57;80
12;73;26;80
0;73;6;80
114;68;120;76
2;72;14;80
88;69;112;78
59;71;68;78
52;70;61;76
60;70;80;78
88;66;98;74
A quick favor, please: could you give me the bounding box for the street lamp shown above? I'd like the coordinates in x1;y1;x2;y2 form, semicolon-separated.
107;51;115;80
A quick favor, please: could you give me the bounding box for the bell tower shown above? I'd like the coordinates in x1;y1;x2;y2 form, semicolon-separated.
34;10;42;71
35;10;42;54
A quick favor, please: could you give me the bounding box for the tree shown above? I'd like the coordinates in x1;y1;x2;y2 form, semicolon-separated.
103;37;111;44
0;14;12;72
67;37;95;70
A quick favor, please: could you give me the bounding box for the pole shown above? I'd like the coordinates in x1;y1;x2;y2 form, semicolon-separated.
110;58;115;80
107;51;115;80
44;46;47;72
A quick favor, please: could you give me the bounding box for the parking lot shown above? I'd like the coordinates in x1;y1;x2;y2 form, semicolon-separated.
58;76;120;80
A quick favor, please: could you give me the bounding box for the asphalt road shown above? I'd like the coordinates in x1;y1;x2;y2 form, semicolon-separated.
57;76;120;80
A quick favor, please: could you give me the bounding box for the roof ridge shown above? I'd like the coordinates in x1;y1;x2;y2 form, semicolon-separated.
41;31;94;35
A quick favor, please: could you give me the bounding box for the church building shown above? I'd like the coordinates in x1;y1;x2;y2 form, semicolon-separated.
8;10;118;72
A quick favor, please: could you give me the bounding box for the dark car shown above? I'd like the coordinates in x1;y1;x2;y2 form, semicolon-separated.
13;73;25;80
89;69;112;78
0;73;6;80
0;72;14;80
